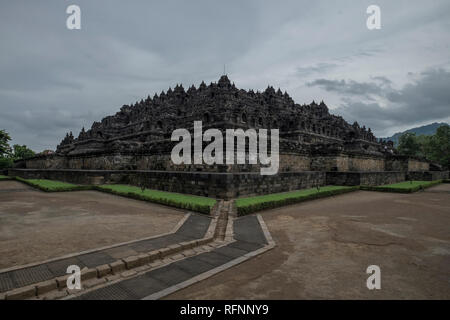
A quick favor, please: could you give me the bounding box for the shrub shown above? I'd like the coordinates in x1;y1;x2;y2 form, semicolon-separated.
14;177;90;192
236;186;359;216
0;157;13;169
360;180;443;193
94;185;216;215
12;178;216;214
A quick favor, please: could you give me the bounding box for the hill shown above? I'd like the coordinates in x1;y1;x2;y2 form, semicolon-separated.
382;122;449;145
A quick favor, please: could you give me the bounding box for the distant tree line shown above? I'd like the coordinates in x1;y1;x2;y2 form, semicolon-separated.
0;129;36;169
397;124;450;169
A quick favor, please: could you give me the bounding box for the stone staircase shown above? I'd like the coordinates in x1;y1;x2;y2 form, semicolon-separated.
0;199;274;300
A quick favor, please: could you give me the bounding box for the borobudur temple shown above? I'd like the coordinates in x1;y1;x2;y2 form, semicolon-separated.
10;75;448;198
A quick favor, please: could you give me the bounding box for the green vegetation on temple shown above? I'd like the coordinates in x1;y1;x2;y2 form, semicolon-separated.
361;180;443;193
236;186;358;215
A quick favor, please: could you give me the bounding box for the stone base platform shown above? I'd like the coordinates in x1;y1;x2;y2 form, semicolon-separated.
7;168;448;199
407;171;449;181
8;169;326;199
325;171;406;186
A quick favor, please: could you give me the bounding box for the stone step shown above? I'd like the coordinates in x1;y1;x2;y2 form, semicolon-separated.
67;213;275;300
0;209;220;300
214;200;231;241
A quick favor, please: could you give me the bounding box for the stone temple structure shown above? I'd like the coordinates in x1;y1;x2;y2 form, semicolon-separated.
11;76;448;198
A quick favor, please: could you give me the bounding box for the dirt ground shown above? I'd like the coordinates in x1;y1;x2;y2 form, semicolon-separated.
167;184;450;299
0;181;185;269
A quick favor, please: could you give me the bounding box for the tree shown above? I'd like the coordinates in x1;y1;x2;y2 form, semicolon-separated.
0;130;36;169
425;125;450;169
0;129;11;157
397;132;421;157
13;144;35;160
397;125;450;169
0;129;13;169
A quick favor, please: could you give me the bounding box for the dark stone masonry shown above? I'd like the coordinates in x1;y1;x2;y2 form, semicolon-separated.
11;76;448;198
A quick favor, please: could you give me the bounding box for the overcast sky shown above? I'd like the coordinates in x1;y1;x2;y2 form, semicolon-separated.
1;0;449;151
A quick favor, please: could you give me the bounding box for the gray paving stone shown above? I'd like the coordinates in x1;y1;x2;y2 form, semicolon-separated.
71;214;271;300
46;257;86;277
0;272;16;293
233;216;267;244
119;276;167;298
145;264;192;286
228;240;264;252
13;265;54;288
176;214;211;238
77;252;115;268
172;256;216;275
214;245;248;259
80;283;135;300
0;207;218;296
195;251;233;267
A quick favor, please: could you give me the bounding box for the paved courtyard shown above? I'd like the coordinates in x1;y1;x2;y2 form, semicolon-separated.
1;179;449;299
0;181;185;269
166;184;450;299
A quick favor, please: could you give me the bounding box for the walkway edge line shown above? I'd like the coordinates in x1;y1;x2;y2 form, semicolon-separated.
0;213;190;275
142;214;275;300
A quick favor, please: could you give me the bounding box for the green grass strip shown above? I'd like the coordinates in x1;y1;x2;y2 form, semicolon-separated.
360;180;443;193
0;175;12;180
14;177;90;192
94;184;216;215
12;177;216;214
235;185;359;216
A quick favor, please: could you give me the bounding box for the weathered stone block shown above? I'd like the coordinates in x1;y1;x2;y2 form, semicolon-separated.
56;275;70;289
6;285;36;300
109;260;126;274
36;279;58;296
81;268;98;281
96;264;112;278
123;256;140;269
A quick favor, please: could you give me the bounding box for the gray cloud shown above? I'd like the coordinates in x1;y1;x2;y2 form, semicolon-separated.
1;1;450;150
307;78;388;99
308;68;450;135
296;63;338;78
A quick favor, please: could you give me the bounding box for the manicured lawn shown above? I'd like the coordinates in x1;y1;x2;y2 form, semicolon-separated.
15;177;89;192
236;185;358;216
360;180;442;193
95;184;216;214
12;177;215;214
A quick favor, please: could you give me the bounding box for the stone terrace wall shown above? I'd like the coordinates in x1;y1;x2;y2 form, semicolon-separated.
385;156;429;172
311;154;385;172
408;160;430;171
407;171;449;181
224;171;325;198
326;171;405;186
8;169;326;199
20;152;315;173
